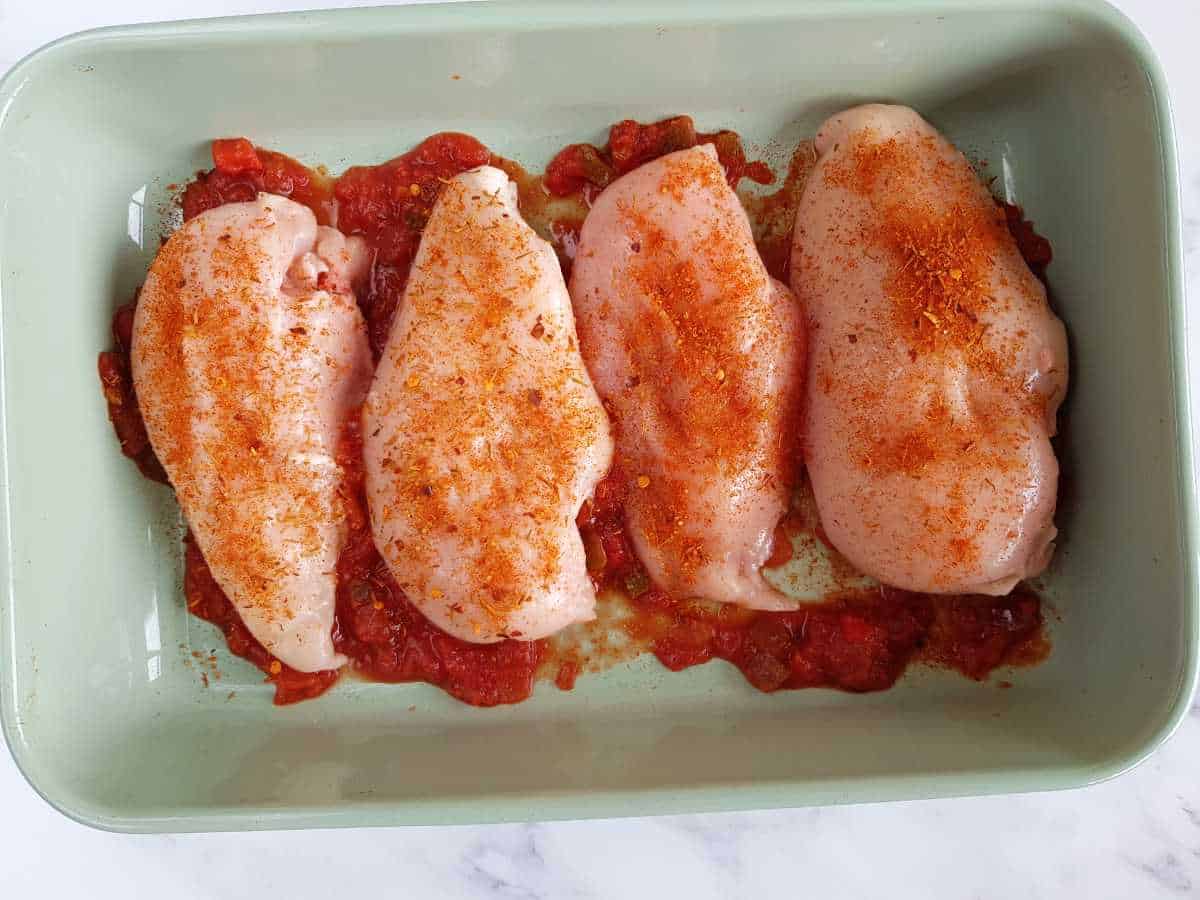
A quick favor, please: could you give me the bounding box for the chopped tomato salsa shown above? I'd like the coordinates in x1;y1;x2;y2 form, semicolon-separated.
211;138;264;176
178;418;545;707
98;122;1051;706
1002;201;1053;280
182;140;335;225
184;534;338;704
576;473;1046;693
545;115;775;200
331;419;545;706
335;133;491;356
97;299;166;484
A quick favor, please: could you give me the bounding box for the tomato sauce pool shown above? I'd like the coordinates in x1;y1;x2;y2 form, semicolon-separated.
97;121;1050;706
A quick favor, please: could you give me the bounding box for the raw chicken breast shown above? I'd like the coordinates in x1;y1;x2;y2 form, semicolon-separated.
571;144;805;611
363;166;613;643
132;194;372;672
791;104;1068;595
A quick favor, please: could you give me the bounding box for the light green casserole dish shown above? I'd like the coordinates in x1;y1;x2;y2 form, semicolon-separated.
0;0;1193;832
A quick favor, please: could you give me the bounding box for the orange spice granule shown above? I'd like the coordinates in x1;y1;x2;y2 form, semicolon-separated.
876;200;1005;358
657;151;725;203
823;133;918;195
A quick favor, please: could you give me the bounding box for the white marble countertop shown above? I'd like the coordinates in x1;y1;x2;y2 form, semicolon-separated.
1;0;1198;896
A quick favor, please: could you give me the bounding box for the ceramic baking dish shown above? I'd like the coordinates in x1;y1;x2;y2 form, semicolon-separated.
0;0;1193;832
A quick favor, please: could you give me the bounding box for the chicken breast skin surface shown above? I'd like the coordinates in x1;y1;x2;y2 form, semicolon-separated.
132;193;373;672
791;104;1068;595
363;166;614;643
571;144;806;611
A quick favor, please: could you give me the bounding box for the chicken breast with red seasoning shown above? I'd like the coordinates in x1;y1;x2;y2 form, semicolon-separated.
363;166;613;643
132;193;372;672
791;104;1068;595
570;144;806;611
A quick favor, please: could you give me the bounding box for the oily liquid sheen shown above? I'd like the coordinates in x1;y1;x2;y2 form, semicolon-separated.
98;122;1049;705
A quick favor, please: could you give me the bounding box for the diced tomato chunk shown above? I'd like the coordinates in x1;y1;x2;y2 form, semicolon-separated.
212;138;263;176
